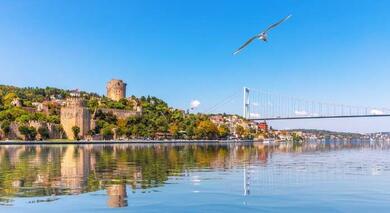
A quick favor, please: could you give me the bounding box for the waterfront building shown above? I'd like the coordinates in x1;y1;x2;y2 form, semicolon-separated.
107;79;126;101
258;122;268;131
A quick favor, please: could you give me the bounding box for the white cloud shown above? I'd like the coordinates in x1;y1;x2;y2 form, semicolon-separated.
294;110;308;116
252;102;259;106
370;109;384;115
190;100;201;109
250;113;260;118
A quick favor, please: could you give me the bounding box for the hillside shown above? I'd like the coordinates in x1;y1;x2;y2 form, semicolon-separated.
0;85;243;141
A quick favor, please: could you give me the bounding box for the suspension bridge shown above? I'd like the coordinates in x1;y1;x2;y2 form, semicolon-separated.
242;87;390;120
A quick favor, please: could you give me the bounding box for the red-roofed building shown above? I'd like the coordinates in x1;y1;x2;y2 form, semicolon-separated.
258;122;268;131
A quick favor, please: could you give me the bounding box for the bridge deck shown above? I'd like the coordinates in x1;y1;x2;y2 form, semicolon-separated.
249;114;390;121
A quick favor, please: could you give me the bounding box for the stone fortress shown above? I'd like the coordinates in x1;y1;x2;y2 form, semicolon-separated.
107;79;126;101
60;79;141;140
60;90;91;140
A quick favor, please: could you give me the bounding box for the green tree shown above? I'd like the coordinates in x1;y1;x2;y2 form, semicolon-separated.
169;123;180;139
101;126;113;140
292;132;303;142
47;115;60;124
87;98;99;111
16;114;31;123
195;120;218;140
3;93;17;106
218;125;230;139
29;126;37;141
18;125;37;141
72;126;80;140
1;121;11;138
235;125;245;138
38;126;50;140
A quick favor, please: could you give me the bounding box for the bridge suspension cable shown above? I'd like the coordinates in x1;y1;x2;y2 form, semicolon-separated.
245;88;390;120
204;90;241;114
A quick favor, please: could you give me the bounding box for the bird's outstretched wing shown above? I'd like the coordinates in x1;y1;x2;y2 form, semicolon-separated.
233;36;258;55
263;14;291;33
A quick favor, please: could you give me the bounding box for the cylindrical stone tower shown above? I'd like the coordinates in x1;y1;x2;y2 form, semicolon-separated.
106;79;126;101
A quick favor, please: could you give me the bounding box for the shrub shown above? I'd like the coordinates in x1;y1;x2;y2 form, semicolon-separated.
18;125;37;141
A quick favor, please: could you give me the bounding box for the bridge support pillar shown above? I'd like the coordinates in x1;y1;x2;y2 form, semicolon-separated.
243;87;250;119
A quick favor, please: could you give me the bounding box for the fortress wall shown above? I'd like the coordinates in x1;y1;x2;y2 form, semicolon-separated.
100;108;141;120
61;106;90;140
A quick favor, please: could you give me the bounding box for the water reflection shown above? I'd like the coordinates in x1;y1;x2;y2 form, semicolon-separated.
106;184;127;208
0;141;389;208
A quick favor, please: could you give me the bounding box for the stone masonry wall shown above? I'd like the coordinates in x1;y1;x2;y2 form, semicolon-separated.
60;105;90;140
100;108;141;120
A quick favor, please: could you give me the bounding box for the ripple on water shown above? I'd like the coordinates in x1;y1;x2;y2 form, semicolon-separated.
0;141;390;212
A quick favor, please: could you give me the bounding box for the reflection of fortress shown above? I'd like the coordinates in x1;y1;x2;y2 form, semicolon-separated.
61;146;91;194
0;142;382;207
106;184;127;208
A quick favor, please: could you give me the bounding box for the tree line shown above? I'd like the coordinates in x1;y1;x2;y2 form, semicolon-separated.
0;85;254;141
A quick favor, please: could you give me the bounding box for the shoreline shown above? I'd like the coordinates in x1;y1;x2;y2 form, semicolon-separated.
0;139;255;145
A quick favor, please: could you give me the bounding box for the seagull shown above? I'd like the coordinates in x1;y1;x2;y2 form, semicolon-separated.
233;14;292;55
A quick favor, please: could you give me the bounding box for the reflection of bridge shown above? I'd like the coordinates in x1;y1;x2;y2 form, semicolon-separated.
243;87;390;120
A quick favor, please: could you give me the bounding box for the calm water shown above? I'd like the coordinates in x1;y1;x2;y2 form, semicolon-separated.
0;141;390;212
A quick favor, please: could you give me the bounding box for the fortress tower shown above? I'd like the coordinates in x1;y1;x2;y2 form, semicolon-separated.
107;79;126;101
60;91;91;140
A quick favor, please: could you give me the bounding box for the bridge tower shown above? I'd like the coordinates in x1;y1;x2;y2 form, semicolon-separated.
243;87;250;119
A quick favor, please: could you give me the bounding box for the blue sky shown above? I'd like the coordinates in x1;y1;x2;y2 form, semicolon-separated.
1;0;390;132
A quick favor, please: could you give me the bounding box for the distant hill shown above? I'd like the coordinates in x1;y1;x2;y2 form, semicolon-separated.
288;129;363;138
